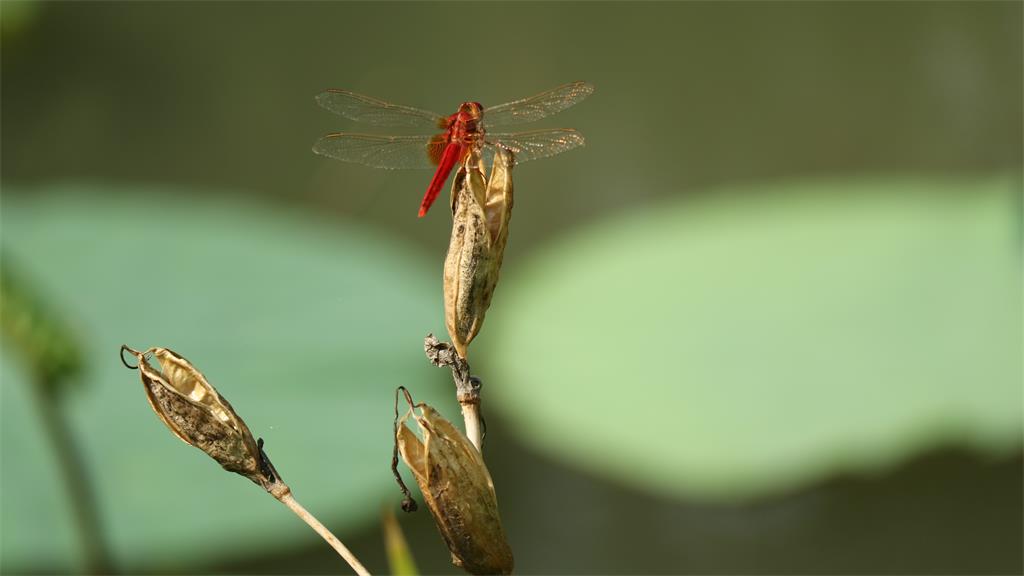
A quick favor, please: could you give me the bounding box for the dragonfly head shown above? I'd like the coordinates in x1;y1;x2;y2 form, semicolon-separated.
456;102;484;122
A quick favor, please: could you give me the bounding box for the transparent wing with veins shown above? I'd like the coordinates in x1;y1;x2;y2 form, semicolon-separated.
313;82;591;169
312;133;443;169
313;129;585;170
485;129;586;165
315;90;445;128
483;81;594;127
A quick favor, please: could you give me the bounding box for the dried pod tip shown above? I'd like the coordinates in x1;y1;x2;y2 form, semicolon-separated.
395;388;513;575
392;387;419;513
119;345;287;497
120;344;141;369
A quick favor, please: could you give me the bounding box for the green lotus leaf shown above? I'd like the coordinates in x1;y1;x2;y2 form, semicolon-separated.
1;185;451;572
482;176;1022;501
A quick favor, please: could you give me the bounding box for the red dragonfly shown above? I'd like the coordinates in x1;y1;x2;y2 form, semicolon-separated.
313;81;593;217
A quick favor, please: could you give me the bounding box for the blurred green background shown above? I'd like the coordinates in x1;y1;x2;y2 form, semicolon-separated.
1;1;1021;574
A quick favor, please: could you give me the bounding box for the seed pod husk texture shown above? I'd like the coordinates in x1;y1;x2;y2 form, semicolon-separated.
121;345;285;496
396;399;513;575
443;147;514;359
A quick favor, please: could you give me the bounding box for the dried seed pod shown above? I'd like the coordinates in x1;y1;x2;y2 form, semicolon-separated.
394;388;513;575
443;146;514;359
120;345;287;497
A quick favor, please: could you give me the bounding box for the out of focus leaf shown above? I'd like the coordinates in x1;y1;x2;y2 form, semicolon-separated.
0;186;449;572
482;176;1022;502
1;256;84;391
0;0;42;39
382;506;419;576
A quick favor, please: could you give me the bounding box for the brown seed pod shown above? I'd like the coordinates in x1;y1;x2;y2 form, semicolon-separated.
443;146;514;359
394;387;513;575
120;345;287;497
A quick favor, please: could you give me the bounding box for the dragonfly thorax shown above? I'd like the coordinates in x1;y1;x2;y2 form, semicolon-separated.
449;102;485;143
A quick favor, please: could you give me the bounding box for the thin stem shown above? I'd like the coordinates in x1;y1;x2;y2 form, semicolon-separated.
460;401;483;452
277;491;371;576
31;381;115;575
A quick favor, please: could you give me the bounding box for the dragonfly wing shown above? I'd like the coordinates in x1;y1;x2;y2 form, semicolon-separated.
484;81;594;127
313;133;441;169
486;129;586;165
315;90;445;128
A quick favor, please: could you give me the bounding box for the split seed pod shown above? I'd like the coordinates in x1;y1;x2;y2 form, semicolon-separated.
394;388;513;575
443;146;514;359
120;345;286;497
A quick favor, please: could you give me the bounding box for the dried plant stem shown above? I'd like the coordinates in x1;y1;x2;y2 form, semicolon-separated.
424;334;484;452
277;491;371;576
460;401;483;451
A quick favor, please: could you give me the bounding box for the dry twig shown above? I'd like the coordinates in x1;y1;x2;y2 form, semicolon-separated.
424;334;484;451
